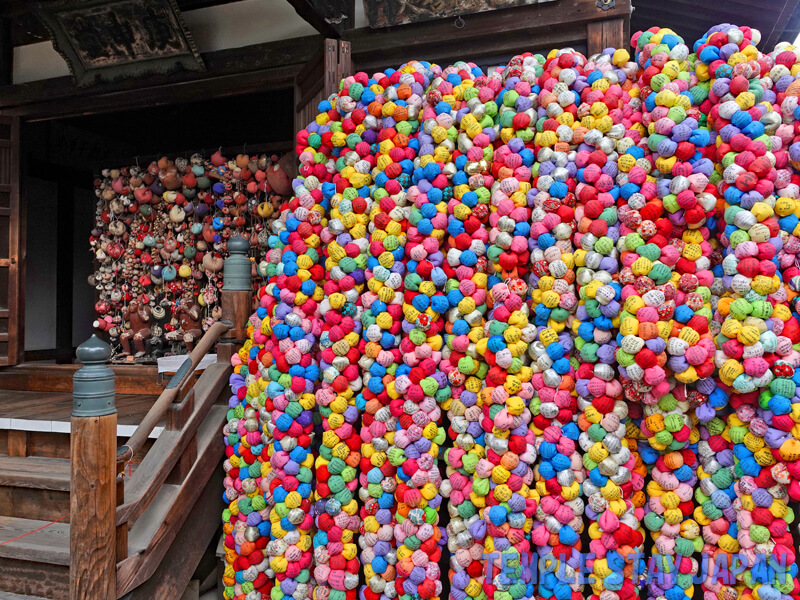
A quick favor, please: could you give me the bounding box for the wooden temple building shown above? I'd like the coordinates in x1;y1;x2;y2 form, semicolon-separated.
0;1;797;600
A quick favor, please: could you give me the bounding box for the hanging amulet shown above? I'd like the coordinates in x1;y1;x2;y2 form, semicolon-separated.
363;498;379;516
416;313;432;331
449;370;466;386
532;260;549;277
657;300;675;320
619;266;636;285
473;203;489;220
542;197;561;212
468;173;486;189
507;278;528;297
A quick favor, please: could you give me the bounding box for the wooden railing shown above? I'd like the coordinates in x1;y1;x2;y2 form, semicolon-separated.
113;319;231;595
116;319;230;463
69;236;254;600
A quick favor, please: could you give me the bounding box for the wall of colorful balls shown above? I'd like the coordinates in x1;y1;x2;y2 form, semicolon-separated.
89;151;292;359
220;23;800;600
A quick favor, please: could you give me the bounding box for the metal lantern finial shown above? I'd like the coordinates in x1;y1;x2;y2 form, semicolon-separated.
73;334;116;417
223;235;252;291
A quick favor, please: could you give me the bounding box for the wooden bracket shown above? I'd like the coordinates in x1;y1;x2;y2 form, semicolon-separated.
285;0;352;38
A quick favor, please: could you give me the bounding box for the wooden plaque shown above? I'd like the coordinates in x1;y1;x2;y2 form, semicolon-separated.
363;0;558;28
38;0;205;87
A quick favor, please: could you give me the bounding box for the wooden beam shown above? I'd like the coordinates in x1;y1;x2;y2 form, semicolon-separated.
286;0;342;38
285;0;352;38
0;0;634;120
587;18;625;56
6;116;21;365
1;0;241;19
336;39;352;90
349;25;591;73
177;0;246;9
0;35;322;119
324;38;340;98
345;0;632;71
0;1;43;18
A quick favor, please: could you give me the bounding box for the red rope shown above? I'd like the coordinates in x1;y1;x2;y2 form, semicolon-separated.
0;513;70;545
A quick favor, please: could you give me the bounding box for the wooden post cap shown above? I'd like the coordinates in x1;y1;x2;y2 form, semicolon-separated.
73;334;116;417
223;235;252;291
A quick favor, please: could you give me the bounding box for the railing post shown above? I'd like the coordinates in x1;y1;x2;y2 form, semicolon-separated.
219;235;253;362
71;334;117;600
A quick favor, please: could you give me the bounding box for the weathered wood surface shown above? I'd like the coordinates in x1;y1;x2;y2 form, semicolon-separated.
221;289;253;342
285;0;352;38
7;429;25;456
116;404;227;596
0;516;69;564
2;116;20;365
586;17;625;56
0;455;70;489
344;0;632;70
116;362;228;526
0;363;162;394
2;430;153;460
70;413;117;600
0;390;158;421
121;469;224;600
0;484;69;521
0;557;69;599
0;36;322;118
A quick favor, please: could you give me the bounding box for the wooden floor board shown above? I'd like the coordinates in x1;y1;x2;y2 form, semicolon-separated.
0;391;159;422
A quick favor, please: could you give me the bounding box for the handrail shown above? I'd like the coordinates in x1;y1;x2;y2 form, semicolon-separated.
115;319;232;467
115;362;230;527
71;235;254;600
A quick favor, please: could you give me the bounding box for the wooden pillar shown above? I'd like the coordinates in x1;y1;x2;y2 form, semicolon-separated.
70;334;117;600
587;17;626;56
294;38;351;139
0;19;12;86
219;235;253;362
56;180;74;363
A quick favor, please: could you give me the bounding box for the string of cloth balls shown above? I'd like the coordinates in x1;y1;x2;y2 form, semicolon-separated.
220;22;800;600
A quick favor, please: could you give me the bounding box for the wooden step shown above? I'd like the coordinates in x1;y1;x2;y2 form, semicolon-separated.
0;455;71;521
0;456;70;490
0;390;161;460
0;364;229;600
0;516;70;599
0;557;68;600
0;516;70;564
0;592;46;600
0;454;151;522
118;404;227;596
